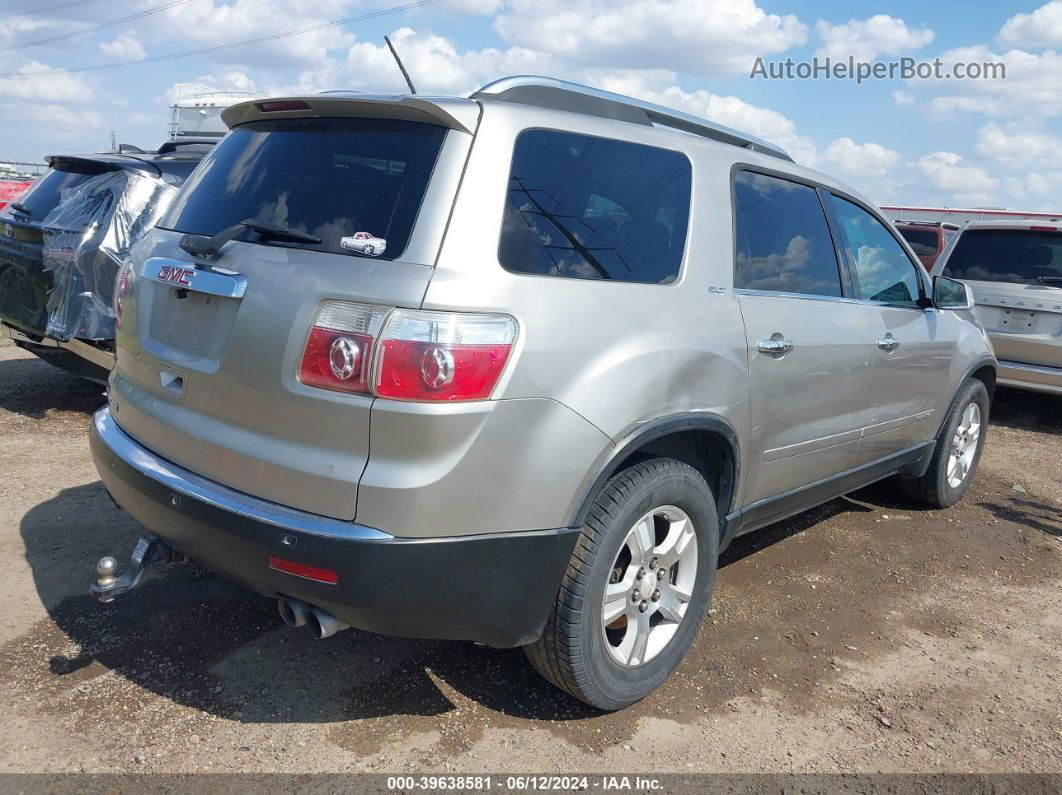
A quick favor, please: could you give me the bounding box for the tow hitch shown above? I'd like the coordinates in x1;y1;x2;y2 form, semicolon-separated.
90;533;175;603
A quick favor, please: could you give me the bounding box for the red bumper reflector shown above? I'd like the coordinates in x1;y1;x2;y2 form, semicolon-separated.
268;556;339;584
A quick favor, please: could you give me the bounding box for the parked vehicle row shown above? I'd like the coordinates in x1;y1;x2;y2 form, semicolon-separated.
75;76;998;711
0;140;214;381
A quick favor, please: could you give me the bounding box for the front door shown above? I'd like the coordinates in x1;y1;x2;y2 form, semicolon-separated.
828;195;952;461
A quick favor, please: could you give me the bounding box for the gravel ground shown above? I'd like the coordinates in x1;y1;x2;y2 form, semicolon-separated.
0;337;1059;775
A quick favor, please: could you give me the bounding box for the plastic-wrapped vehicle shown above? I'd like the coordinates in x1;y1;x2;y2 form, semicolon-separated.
0;141;213;381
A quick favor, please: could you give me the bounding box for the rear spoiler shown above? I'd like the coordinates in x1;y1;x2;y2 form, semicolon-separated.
220;95;479;135
156;139;217;155
45;155;161;178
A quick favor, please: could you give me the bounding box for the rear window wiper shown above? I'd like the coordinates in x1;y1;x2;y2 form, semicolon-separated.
9;202;32;216
179;219;321;258
1035;275;1062;284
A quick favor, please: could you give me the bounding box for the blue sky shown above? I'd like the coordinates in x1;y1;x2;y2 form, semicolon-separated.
1;0;1060;210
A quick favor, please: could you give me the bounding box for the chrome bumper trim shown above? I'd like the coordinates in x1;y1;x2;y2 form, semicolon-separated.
93;406;391;542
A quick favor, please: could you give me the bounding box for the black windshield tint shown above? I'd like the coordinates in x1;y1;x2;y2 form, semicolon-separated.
943;229;1062;285
897;227;939;255
15;166;97;220
159;117;447;261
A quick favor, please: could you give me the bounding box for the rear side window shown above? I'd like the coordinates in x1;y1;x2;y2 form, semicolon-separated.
13;166;98;220
159;117;447;261
499;129;691;284
943;229;1062;285
733;170;842;297
831;196;922;307
897;226;939;255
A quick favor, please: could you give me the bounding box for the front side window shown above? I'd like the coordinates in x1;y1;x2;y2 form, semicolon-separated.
733;170;842;297
943;229;1062;285
160;117;447;261
831;196;923;307
499;129;691;284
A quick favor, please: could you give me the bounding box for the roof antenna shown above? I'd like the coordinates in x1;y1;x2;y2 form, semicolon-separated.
384;35;417;94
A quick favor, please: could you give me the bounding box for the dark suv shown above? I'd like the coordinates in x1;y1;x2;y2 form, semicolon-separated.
0;141;213;381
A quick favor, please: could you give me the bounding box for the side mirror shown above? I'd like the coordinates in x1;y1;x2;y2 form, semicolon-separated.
933;275;974;310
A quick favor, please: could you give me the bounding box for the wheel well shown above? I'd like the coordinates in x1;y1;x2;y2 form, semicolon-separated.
616;429;736;530
969;364;997;403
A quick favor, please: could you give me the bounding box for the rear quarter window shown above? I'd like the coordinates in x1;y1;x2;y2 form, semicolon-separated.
498;129;692;284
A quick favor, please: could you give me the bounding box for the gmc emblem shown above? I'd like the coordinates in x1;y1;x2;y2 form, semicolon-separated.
157;265;195;286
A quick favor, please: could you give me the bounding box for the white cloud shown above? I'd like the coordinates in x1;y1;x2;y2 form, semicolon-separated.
917;151;999;205
99;32;146;61
0;61;97;103
824;137;902;177
815;15;934;61
918;46;1062;120
588;69;818;165
975;122;1062;167
445;0;504;13
0;17;59;45
494;0;807;74
282;27;551;95
158;0;356;68
892;90;915;106
999;2;1062;47
0;102;108;138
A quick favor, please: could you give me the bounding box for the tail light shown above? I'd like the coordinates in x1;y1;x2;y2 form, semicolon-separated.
375;309;517;401
113;258;137;329
297;303;518;402
298;301;389;395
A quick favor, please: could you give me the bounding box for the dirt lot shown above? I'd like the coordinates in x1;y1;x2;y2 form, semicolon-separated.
0;337;1058;775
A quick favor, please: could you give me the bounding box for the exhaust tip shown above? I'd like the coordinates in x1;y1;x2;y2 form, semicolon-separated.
306;606;350;639
277;596;310;628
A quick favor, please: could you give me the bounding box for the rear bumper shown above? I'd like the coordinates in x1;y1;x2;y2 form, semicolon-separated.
5;323;113;382
997;359;1062;395
90;407;579;647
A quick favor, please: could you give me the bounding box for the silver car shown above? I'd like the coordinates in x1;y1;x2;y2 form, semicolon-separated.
89;77;995;710
931;220;1062;395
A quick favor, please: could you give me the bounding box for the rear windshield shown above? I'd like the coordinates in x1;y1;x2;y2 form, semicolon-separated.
159;117;447;261
943;229;1062;285
12;165;98;220
897;226;939;255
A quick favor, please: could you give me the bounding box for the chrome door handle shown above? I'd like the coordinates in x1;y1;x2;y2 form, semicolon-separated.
757;336;794;357
877;335;900;352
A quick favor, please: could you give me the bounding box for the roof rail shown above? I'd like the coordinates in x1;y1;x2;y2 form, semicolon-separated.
471;75;792;162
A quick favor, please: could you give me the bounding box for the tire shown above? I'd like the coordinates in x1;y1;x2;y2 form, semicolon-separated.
525;457;719;710
897;379;990;508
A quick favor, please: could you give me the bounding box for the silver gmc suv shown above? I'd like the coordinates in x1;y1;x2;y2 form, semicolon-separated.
89;77;996;710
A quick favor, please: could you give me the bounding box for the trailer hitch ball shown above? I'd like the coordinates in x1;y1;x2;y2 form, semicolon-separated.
90;533;174;603
96;556;118;590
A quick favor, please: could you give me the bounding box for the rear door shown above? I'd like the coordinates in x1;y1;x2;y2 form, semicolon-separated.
828;195;952;460
733;169;872;505
938;227;1062;370
110;112;472;520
